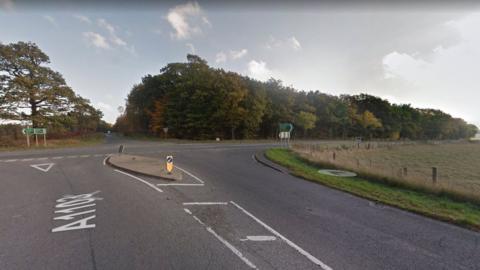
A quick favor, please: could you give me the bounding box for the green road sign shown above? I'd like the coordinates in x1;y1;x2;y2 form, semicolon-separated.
279;123;293;132
22;128;34;135
34;128;47;135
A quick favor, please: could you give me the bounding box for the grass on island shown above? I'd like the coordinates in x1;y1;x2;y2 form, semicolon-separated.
0;133;105;152
265;148;480;231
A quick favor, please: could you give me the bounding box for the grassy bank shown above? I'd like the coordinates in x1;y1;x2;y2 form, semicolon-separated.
0;133;105;152
265;148;480;231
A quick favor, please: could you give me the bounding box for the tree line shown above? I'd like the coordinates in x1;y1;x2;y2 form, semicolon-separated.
115;54;477;140
0;42;109;138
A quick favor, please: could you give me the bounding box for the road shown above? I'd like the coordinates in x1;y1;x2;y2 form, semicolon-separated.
0;135;478;270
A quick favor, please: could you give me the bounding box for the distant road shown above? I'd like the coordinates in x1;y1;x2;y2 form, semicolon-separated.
0;136;478;270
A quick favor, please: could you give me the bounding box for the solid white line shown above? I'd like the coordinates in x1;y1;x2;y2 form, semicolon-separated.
175;166;205;184
183;202;228;206
230;201;332;270
205;226;257;269
102;155;110;166
156;183;204;186
114;169;164;193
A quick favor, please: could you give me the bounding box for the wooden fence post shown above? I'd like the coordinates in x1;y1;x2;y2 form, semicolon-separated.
432;167;437;184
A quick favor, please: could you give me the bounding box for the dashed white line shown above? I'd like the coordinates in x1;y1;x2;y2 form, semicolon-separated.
183;202;228;206
157;183;204;186
175;166;205;184
93;154;103;157
205;226;257;269
230;201;332;270
36;157;48;160
51;156;64;160
79;155;90;158
5;159;17;162
183;208;192;215
240;235;277;242
21;158;34;161
67;155;78;158
114;169;164;193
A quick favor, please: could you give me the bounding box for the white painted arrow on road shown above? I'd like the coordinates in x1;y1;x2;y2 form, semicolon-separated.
30;163;55;172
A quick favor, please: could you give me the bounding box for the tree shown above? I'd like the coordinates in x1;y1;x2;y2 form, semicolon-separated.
0;42;84;128
295;111;316;137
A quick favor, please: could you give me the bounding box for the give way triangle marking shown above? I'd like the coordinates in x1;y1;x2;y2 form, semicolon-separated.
30;163;55;172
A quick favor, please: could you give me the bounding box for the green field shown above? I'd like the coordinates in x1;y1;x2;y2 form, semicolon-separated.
293;141;480;201
265;148;480;231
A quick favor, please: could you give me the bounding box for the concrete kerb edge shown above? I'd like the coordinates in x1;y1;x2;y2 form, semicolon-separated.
106;155;179;181
254;151;288;174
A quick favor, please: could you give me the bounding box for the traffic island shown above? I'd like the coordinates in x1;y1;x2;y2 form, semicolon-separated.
107;154;182;181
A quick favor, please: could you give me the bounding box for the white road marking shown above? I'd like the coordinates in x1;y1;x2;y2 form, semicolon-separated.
30;163;55;172
93;154;103;157
183;204;257;269
79;155;90;158
175;166;205;184
21;158;34;161
51;156;64;160
103;155;110;166
114;169;164;193
183;202;228;205
230;201;333;270
5;159;17;162
36;157;48;160
240;235;277;242
67;155;78;158
156;183;204;186
206;226;257;269
52;191;101;233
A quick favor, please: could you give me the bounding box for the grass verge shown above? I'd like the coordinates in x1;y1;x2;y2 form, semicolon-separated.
265;148;480;231
0;133;105;152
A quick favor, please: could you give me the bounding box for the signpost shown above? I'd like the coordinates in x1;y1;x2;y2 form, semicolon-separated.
278;123;293;148
166;155;174;174
22;128;47;147
163;127;169;139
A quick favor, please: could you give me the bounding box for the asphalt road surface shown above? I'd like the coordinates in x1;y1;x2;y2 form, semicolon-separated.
0;135;479;270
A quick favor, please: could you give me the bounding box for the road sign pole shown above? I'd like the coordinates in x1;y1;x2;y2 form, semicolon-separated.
44;133;47;147
35;134;38;147
26;133;30;147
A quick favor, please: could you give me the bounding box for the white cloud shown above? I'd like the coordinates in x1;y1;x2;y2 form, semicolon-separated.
186;43;195;53
83;32;110;49
288;36;302;51
92;18;135;54
96;102;114;112
166;1;209;40
74;14;91;24
230;49;248;59
248;60;274;81
382;12;480;125
43;15;57;27
215;52;227;63
0;0;14;11
266;35;302;51
215;49;247;63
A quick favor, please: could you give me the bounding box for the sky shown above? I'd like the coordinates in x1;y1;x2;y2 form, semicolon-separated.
1;1;480;127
